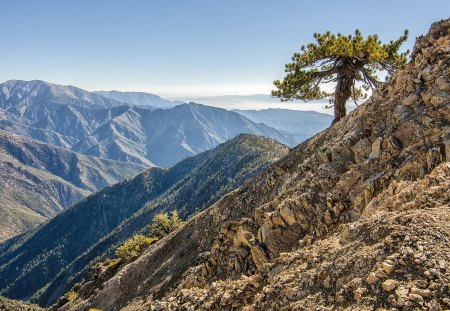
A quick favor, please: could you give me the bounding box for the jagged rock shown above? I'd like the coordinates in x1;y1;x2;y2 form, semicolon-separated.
375;268;388;279
435;76;450;91
366;273;379;284
443;133;450;162
382;279;399;292
220;291;232;306
369;137;383;160
351;138;371;163
382;262;395;274
389;136;403;150
411;287;432;298
401;94;419;106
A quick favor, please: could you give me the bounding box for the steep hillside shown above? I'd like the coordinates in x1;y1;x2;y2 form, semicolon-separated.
0;81;297;166
94;90;183;108
0;131;145;241
0;109;78;149
62;20;450;311
234;108;333;143
0;135;288;307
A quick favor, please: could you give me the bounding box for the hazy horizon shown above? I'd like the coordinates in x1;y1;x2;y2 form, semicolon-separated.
0;78;339;114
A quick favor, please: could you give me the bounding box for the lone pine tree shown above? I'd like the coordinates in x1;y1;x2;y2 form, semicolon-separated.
272;29;409;123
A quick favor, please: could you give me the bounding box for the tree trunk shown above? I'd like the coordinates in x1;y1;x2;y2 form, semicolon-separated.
332;70;353;124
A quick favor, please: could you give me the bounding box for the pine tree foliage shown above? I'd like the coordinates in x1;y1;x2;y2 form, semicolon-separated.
272;29;409;122
149;210;184;239
114;211;184;262
115;234;157;262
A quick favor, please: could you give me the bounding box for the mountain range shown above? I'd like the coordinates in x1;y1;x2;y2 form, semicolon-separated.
177;93;346;114
0;134;288;306
0;80;299;167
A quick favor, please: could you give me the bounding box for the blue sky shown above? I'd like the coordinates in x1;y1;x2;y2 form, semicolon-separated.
1;0;448;97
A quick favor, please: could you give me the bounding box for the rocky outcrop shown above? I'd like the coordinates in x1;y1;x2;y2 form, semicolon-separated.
65;19;450;311
0;296;43;311
147;162;449;310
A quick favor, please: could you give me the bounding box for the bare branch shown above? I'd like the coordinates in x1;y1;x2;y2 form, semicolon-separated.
310;67;339;79
352;81;359;106
360;67;380;89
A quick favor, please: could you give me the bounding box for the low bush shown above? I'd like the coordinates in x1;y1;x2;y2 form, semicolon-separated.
116;234;158;262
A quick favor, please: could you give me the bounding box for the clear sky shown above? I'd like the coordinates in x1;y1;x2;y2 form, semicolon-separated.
1;0;449;97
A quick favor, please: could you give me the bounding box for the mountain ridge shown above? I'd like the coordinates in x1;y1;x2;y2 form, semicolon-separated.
94;90;183;108
0;79;127;114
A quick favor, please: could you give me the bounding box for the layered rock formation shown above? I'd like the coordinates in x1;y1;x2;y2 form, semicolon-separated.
62;19;450;311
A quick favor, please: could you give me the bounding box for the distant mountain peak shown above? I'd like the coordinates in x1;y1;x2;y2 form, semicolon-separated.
94;89;183;109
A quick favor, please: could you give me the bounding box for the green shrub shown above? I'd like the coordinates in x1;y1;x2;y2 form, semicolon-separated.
103;258;122;270
115;234;158;262
66;290;78;307
94;211;184;272
149;210;184;239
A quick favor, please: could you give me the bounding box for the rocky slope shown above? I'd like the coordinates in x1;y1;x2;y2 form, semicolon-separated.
0;296;43;311
0;135;288;307
0;131;145;241
63;19;450;311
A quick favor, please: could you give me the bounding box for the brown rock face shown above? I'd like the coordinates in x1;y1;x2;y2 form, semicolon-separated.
66;19;450;311
0;296;43;311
